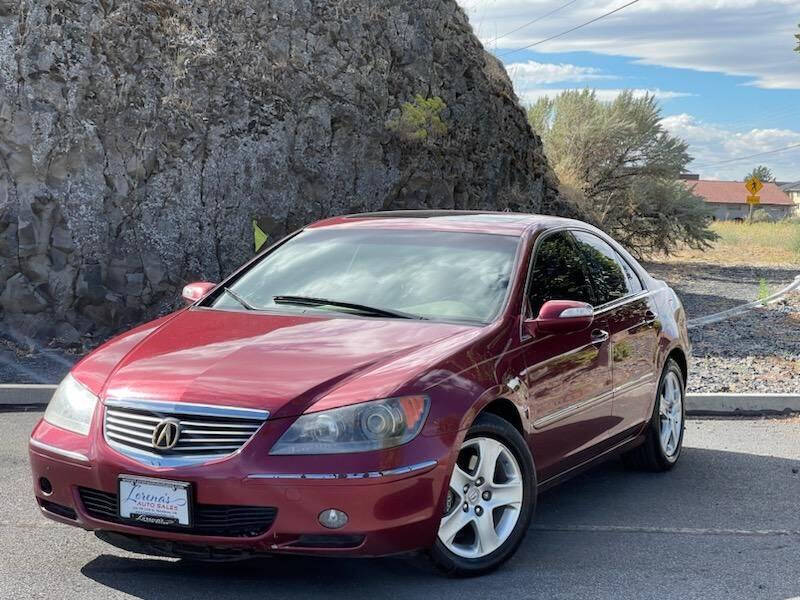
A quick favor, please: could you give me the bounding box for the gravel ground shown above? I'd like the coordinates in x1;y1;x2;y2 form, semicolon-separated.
642;261;797;317
645;261;800;394
687;293;800;393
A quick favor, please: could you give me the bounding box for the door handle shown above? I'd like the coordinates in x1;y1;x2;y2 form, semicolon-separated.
590;329;609;344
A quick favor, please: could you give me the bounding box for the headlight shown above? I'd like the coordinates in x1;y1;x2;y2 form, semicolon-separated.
270;395;430;455
43;374;99;436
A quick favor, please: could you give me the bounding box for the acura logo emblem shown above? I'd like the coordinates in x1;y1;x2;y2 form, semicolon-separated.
152;418;181;450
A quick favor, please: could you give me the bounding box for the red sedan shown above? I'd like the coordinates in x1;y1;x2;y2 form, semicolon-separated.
29;211;689;576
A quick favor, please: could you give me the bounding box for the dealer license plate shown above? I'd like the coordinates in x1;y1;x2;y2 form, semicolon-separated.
118;475;191;527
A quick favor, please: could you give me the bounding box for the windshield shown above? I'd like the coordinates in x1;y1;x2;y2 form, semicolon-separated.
209;228;520;323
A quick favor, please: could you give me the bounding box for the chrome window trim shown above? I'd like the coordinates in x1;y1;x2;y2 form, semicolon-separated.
247;460;438;481
29;438;90;464
592;289;654;316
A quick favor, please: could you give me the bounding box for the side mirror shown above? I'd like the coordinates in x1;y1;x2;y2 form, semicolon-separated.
525;300;594;336
182;281;217;305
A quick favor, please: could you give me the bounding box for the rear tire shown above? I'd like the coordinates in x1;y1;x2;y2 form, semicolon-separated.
622;358;685;471
428;413;536;577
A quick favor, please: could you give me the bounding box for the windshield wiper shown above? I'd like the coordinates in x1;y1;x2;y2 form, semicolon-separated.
222;287;261;311
273;295;427;320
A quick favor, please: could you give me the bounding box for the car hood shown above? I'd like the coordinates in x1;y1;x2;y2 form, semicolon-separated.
73;308;479;419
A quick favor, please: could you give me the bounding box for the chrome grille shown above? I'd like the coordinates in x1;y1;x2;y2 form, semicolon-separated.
103;399;268;466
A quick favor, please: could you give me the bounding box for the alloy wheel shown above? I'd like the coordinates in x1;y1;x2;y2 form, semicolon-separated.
658;371;683;457
438;436;523;559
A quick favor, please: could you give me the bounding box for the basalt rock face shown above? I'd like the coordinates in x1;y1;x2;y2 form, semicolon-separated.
0;0;562;346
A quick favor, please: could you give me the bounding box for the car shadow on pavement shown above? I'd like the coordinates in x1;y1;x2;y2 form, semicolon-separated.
77;446;800;600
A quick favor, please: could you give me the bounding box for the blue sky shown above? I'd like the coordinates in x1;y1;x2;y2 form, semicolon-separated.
458;0;800;181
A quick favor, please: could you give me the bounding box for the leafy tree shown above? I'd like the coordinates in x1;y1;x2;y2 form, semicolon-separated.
744;165;775;183
796;25;799;53
527;89;716;257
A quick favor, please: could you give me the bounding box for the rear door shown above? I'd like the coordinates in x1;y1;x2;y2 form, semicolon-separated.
571;231;659;440
522;230;614;482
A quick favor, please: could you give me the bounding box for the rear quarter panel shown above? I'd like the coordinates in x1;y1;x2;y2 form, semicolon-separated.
646;277;691;407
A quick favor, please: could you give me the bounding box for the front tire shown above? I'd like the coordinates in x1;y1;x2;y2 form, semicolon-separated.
428;413;536;577
622;358;686;471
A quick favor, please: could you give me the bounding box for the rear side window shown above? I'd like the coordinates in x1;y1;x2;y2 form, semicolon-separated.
572;231;634;306
615;250;643;294
527;231;594;317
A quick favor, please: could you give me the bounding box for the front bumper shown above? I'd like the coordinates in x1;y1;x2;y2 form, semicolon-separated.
29;417;457;557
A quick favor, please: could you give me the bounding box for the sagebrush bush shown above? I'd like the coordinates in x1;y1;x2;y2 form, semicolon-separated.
528;89;717;257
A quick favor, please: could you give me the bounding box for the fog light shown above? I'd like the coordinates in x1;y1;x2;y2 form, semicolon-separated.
318;508;348;529
39;477;53;495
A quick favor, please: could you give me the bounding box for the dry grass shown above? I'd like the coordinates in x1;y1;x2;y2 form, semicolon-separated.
653;220;800;267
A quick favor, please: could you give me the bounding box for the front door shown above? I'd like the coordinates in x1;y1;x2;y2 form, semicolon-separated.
522;230;614;482
571;231;659;440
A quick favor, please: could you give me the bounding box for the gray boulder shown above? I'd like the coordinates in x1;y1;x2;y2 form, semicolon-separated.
0;0;564;342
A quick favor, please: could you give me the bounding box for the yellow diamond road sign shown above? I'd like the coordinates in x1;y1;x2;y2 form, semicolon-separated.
745;177;763;195
747;195;760;205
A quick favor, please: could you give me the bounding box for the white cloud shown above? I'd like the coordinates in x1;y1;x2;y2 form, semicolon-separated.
516;87;694;105
660;113;800;180
463;0;800;90
505;60;614;84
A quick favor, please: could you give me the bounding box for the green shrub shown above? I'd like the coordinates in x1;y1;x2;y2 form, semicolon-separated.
758;278;769;304
387;95;448;143
751;209;772;223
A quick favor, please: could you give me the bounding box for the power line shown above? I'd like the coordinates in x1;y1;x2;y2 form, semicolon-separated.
499;0;641;58
490;0;582;44
692;143;800;169
696;105;799;132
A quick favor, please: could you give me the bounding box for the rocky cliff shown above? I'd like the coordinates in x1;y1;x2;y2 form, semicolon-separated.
0;0;562;346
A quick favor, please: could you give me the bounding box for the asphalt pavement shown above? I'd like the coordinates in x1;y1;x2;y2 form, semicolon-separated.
2;411;799;600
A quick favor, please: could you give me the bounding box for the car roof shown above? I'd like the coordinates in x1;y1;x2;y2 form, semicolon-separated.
306;210;586;236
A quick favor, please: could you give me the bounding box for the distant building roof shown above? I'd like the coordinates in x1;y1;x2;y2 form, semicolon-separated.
684;179;794;206
779;180;800;192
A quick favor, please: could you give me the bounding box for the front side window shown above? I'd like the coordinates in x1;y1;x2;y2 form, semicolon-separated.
209;228;520;323
527;231;594;317
571;231;631;306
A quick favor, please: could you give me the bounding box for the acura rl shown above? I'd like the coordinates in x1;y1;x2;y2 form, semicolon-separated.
29;211;689;576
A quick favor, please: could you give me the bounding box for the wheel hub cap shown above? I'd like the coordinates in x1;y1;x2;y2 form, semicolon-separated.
658;371;683;457
437;436;524;559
